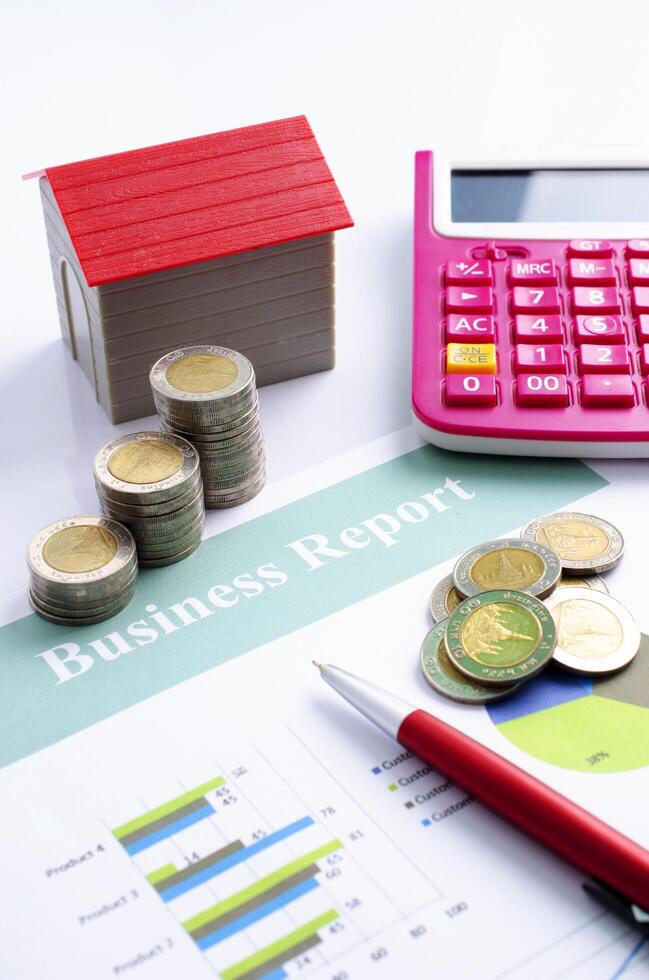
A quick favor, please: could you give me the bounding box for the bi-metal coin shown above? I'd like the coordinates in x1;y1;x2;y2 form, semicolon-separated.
445;590;557;687
543;587;640;676
428;574;465;624
557;573;609;594
28;516;136;592
94;432;200;505
420;619;519;703
453;538;561;599
150;346;255;410
520;512;624;575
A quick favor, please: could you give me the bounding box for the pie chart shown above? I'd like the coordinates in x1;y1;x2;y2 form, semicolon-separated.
486;636;649;773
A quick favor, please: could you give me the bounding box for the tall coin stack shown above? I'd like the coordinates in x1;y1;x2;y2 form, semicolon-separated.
93;431;205;567
150;346;266;509
27;516;137;625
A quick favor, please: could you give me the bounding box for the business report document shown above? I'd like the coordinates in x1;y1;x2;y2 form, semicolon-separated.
1;428;648;979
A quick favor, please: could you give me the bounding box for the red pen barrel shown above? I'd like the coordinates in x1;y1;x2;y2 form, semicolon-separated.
398;709;649;910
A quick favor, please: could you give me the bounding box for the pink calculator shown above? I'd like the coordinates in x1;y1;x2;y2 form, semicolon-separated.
412;150;649;456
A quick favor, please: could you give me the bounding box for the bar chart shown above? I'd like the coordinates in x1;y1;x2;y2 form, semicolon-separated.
109;729;440;979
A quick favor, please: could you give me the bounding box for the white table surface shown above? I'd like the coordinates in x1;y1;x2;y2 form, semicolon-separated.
2;0;648;597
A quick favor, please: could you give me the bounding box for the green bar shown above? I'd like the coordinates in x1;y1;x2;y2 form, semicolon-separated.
146;863;177;884
112;776;225;839
183;838;342;933
221;910;339;980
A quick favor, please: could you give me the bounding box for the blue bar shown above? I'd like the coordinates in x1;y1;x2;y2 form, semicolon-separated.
258;970;286;980
125;804;214;855
160;816;314;901
197;877;319;950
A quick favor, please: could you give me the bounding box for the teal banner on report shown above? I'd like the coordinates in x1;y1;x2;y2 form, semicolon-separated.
0;446;605;767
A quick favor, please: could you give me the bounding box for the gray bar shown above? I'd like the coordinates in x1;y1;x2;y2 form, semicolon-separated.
120;796;208;848
238;934;321;980
190;864;319;940
155;839;244;892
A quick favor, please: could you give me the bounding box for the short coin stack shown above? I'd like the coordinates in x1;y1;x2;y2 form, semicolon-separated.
94;431;204;567
150;346;265;509
421;513;638;704
27;516;137;625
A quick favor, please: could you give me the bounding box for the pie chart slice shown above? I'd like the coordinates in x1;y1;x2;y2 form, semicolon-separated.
486;636;649;773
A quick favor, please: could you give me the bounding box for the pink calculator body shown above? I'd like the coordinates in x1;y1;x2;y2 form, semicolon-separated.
412;150;649;456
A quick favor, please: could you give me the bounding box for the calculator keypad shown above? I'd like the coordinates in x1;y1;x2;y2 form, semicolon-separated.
446;260;493;285
445;286;493;313
509;259;557;284
578;346;630;374
445;374;497;406
516;375;569;407
512;286;560;314
631;287;649;314
514;315;564;343
572;287;621;314
581;375;635;407
568;258;616;285
514;345;566;373
574;315;625;344
446;314;495;342
569;240;613;257
437;240;649;416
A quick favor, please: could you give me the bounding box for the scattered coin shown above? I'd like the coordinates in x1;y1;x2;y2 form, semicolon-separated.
151;346;265;509
521;513;624;575
557;573;609;593
27;516;137;624
445;589;557;687
453;538;561;599
428;574;465;623
543;587;640;676
420;619;519;703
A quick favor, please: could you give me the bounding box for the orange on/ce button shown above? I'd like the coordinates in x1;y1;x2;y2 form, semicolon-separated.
446;342;497;374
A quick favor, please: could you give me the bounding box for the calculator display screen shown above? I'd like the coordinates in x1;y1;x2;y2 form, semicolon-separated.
451;169;649;222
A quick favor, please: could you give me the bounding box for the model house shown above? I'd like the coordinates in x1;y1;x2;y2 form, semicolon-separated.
32;116;353;422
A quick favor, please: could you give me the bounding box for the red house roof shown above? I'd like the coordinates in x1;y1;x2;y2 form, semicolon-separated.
43;116;353;287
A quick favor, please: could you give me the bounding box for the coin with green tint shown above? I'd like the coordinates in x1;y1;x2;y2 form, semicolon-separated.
444;590;556;687
420;620;519;703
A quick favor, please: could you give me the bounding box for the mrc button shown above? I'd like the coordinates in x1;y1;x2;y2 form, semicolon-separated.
446;343;496;374
509;259;556;284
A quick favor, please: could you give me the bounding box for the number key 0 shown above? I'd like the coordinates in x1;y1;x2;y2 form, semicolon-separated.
446;375;497;406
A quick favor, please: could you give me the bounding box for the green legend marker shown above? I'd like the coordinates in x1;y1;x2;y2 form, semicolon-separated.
388;783;398;792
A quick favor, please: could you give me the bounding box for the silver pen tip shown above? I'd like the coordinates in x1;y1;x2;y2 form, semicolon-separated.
312;660;326;671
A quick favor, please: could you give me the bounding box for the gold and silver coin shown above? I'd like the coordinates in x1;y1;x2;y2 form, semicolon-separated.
420;619;519;703
521;512;624;575
150;346;266;510
27;516;137;624
445;589;557;687
452;538;561;600
94;431;205;567
557;572;608;593
428;574;465;623
543;587;640;676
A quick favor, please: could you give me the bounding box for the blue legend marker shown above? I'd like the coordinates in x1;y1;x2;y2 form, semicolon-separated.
421;818;431;827
371;767;381;775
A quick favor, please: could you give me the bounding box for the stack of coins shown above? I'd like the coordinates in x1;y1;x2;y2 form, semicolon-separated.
93;431;204;567
422;513;638;704
149;346;265;509
27;516;137;625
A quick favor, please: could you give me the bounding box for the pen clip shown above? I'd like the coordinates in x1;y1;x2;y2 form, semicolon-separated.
583;880;649;934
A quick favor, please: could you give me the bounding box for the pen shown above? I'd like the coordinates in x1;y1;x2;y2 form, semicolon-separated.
313;662;649;928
